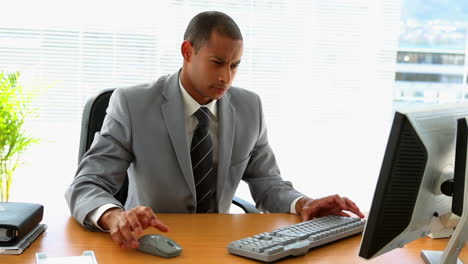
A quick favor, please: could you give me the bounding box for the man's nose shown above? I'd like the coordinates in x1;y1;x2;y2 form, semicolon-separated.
218;66;231;84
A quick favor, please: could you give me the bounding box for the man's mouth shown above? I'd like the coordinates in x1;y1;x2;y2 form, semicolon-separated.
213;86;228;95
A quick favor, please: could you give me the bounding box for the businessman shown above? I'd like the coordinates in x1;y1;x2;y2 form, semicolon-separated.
66;11;364;249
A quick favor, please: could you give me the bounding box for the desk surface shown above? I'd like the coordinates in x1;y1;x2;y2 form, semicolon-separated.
1;208;467;264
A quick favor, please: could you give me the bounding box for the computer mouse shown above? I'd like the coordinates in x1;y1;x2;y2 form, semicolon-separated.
137;234;182;258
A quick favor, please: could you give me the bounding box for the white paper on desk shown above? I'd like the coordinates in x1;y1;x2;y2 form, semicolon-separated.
36;251;98;264
37;255;95;264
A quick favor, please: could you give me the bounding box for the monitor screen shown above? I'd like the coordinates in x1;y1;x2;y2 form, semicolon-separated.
359;104;468;261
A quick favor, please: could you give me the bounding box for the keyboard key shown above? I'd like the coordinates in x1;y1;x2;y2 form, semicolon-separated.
265;246;284;254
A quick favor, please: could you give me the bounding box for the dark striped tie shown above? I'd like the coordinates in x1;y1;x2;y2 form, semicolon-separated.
191;107;217;213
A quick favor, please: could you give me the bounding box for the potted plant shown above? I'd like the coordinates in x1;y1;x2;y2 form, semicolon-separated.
0;72;37;202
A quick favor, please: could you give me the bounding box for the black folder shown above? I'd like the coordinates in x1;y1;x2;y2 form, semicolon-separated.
0;202;44;246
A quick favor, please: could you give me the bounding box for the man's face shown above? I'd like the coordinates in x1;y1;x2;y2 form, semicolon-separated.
182;31;243;105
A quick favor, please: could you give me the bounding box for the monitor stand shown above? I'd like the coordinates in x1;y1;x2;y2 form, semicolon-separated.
421;165;468;264
428;213;459;239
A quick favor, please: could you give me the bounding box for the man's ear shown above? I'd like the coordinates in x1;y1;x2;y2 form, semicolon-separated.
181;41;193;62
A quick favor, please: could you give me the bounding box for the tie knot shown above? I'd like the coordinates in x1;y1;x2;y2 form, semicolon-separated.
194;107;210;128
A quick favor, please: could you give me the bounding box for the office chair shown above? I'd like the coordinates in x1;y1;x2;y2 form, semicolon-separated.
78;88;260;214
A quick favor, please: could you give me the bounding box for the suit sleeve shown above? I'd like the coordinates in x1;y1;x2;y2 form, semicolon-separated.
243;95;305;213
65;88;134;231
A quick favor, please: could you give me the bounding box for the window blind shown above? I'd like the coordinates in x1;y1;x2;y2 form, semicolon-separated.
1;0;401;210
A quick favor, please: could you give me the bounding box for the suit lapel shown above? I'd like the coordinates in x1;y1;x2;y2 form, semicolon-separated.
217;93;236;206
161;72;196;199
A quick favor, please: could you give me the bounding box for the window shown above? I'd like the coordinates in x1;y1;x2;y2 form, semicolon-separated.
395;0;468;105
397;52;464;65
396;72;463;83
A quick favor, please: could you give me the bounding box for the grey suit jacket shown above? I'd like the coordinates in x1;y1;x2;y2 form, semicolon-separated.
66;71;304;230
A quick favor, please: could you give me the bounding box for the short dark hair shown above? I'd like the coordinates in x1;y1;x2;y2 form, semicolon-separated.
183;11;243;52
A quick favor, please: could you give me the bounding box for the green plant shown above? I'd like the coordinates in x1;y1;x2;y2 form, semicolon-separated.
0;72;37;202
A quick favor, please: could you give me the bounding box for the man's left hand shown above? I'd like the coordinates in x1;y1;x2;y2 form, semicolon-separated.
296;195;365;222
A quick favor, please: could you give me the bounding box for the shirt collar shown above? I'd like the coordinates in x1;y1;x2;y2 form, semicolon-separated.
179;76;218;120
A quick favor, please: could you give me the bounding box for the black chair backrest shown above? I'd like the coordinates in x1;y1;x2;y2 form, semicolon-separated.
84;91;113;155
78;88;128;205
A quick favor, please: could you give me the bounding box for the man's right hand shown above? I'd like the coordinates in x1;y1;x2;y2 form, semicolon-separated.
98;206;169;249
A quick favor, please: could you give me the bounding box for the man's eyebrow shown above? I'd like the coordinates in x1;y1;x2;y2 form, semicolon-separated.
211;56;225;62
210;56;241;65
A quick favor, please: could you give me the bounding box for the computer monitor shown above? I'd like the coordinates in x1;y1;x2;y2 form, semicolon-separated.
453;117;467;217
358;104;468;264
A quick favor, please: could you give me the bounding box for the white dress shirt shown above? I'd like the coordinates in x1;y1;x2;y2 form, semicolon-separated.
86;77;302;231
179;78;219;167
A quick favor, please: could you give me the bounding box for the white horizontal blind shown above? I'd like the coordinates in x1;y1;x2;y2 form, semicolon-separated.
1;0;401;210
0;26;159;121
252;0;401;210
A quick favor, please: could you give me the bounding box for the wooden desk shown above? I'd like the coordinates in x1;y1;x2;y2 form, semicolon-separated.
1;208;467;264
